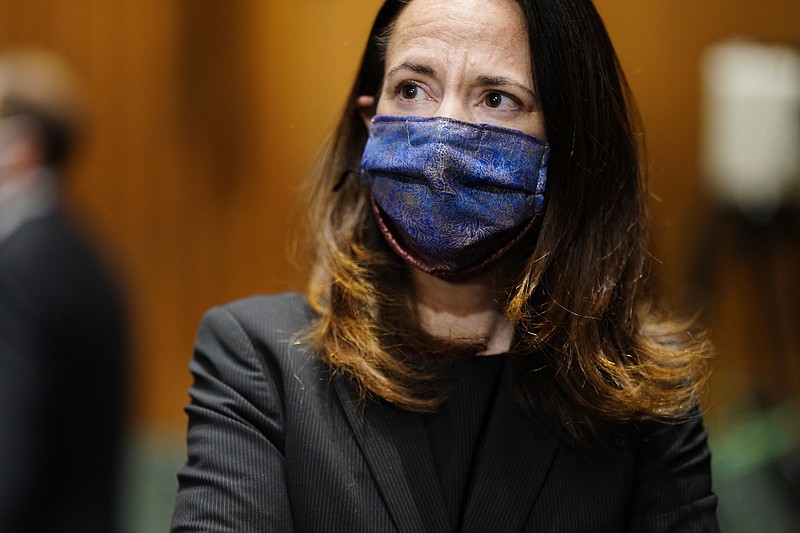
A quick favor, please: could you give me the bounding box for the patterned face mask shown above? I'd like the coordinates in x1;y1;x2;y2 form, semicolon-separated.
360;115;549;280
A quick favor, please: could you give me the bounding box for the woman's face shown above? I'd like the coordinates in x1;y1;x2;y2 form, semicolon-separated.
370;0;545;138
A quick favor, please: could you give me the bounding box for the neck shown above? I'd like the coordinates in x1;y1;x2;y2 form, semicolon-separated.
411;268;514;355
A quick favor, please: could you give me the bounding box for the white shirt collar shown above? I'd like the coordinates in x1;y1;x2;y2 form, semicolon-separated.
0;167;59;244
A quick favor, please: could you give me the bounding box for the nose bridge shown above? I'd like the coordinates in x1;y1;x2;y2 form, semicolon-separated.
434;91;470;123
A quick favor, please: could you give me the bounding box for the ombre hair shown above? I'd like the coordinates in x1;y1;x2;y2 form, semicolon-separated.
297;0;710;447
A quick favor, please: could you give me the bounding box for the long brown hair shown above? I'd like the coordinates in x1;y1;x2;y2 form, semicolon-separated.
297;0;710;447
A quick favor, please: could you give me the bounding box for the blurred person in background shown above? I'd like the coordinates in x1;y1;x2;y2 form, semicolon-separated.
0;48;127;533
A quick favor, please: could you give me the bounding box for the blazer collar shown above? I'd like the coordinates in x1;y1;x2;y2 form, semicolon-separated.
460;365;560;532
334;378;450;533
334;362;560;533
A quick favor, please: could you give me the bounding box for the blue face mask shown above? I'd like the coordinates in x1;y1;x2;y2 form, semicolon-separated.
360;115;549;280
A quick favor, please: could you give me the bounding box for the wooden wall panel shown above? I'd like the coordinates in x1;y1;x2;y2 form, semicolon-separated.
1;0;798;435
596;0;800;289
593;0;800;410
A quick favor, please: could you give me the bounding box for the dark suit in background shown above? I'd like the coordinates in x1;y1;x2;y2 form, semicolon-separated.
0;200;127;533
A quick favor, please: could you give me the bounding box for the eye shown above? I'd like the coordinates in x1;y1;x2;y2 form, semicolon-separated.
485;92;504;108
483;91;519;110
399;82;423;100
382;78;436;114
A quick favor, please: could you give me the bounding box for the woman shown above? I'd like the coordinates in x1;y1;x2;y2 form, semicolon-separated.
171;0;719;531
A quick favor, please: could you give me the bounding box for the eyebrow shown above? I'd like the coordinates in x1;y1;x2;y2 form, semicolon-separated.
476;75;536;99
385;63;536;100
386;61;437;79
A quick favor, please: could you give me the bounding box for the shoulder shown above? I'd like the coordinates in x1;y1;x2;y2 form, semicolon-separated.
200;292;317;353
627;411;718;529
633;410;713;484
0;213;122;320
187;292;335;438
0;214;60;273
193;292;322;381
218;292;316;333
0;212;111;284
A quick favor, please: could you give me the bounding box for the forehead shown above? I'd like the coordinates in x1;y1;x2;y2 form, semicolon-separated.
384;0;531;77
388;0;528;51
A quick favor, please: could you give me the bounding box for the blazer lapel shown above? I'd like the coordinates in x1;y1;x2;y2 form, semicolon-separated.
461;364;561;533
334;378;450;533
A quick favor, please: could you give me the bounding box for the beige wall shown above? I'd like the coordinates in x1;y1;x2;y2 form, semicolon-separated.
1;0;798;435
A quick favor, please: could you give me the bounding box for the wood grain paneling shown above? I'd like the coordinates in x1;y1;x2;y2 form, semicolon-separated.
1;0;798;434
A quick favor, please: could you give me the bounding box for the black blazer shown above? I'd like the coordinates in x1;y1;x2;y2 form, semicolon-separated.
0;211;126;533
171;293;719;532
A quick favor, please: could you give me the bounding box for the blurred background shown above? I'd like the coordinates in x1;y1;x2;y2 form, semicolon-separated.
0;0;798;531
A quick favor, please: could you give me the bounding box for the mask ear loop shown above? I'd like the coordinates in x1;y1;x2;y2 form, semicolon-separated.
332;169;358;192
334;89;379;193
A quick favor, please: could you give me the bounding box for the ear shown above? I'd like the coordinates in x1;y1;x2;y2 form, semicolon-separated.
356;95;375;129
